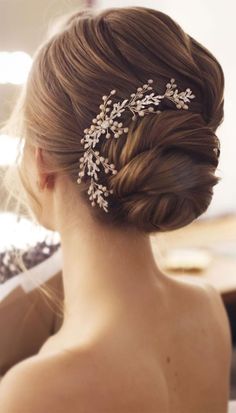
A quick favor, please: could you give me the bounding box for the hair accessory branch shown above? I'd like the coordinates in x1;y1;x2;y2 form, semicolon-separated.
77;78;195;213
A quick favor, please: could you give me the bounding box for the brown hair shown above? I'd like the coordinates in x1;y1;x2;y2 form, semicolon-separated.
2;5;224;234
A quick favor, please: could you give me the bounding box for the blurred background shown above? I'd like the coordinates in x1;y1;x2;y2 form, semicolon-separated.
0;0;236;399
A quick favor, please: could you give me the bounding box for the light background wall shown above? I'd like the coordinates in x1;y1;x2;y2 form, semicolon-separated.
0;0;87;125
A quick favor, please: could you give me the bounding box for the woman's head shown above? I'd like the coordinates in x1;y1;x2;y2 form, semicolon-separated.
4;6;224;234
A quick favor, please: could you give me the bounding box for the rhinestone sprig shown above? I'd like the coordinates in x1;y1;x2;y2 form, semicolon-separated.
77;78;195;213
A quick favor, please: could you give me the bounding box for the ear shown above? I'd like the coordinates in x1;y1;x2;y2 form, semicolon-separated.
35;146;55;191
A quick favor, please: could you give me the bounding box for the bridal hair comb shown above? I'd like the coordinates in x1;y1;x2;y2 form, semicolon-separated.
77;78;196;213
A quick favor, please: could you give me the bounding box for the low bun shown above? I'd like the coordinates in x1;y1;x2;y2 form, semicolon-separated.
103;111;220;234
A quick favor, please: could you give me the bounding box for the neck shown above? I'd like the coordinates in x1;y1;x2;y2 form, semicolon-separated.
53;193;164;344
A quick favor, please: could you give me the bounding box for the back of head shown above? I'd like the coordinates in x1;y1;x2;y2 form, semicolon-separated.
6;6;224;234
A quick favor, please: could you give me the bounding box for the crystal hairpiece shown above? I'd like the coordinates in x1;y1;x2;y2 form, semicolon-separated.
77;78;195;213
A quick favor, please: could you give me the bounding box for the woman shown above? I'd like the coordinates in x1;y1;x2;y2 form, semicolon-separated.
0;5;232;413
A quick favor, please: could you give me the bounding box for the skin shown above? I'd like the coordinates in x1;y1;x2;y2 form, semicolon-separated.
0;141;232;413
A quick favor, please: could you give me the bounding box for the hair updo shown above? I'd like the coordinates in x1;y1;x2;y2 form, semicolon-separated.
6;6;224;234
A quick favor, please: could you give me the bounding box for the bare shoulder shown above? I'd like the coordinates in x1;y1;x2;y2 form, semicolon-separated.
162;274;232;411
169;274;233;364
0;353;58;413
0;355;41;412
200;280;233;361
0;347;98;413
0;352;76;413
